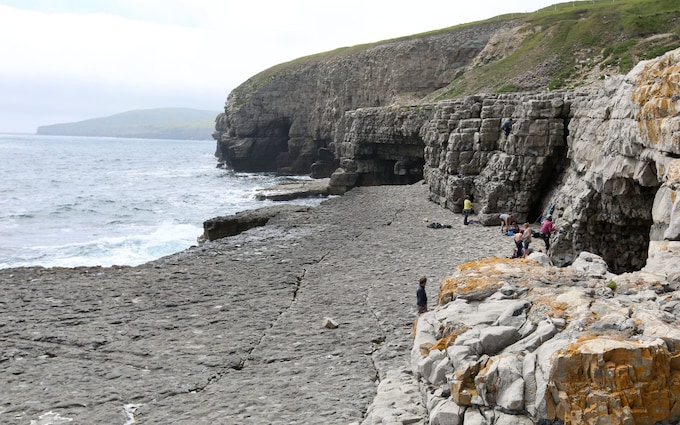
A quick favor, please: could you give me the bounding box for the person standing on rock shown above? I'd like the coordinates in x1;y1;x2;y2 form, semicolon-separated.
463;195;472;225
539;216;558;251
416;276;428;314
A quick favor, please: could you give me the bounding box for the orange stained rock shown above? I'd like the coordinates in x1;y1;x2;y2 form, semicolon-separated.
547;336;678;425
438;275;502;305
419;342;433;357
531;294;570;320
430;327;467;352
632;51;680;148
438;257;536;304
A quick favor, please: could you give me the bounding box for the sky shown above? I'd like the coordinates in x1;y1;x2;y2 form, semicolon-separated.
0;0;563;134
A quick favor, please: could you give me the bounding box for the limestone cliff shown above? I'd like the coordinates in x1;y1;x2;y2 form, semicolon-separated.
213;21;515;175
334;49;679;276
213;2;680;178
213;4;680;276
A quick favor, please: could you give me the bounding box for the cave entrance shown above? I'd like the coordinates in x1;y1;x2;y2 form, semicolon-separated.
575;181;658;274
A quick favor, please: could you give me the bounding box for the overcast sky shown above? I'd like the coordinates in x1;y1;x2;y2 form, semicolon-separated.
0;0;562;133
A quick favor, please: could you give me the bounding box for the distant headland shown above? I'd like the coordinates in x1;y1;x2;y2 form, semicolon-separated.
36;107;219;140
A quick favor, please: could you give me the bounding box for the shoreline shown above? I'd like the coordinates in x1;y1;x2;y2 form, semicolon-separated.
0;175;329;272
0;182;513;424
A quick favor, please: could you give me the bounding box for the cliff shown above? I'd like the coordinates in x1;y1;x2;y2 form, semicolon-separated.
213;20;516;175
213;1;680;178
208;6;680;422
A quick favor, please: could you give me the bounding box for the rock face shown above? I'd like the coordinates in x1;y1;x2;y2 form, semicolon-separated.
214;20;679;274
329;105;434;193
213;22;515;175
202;204;309;241
411;253;680;425
421;92;570;224
421;49;680;275
332;49;679;275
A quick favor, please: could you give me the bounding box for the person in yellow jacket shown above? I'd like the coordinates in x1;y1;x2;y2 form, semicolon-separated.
463;195;472;225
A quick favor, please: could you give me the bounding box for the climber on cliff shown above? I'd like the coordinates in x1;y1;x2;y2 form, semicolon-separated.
416;276;428;314
462;195;472;225
501;118;513;137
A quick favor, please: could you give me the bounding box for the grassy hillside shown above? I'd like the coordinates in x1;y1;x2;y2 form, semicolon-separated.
435;0;680;98
238;0;679;105
36;108;219;140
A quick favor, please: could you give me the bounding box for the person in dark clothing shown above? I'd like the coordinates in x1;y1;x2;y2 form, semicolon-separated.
501;118;513;137
513;230;524;258
416;276;428;314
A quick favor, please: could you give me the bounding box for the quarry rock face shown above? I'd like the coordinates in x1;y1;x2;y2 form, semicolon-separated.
420;92;570;225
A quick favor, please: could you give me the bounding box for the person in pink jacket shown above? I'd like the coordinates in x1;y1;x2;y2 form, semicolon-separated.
539;216;558;251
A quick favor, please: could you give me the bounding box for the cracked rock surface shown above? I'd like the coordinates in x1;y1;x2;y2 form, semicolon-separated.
0;183;509;425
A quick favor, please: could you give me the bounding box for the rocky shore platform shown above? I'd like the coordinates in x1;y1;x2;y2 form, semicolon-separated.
0;182;511;425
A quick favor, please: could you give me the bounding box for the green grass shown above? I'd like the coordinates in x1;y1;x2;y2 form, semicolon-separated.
232;0;680;101
432;0;680;94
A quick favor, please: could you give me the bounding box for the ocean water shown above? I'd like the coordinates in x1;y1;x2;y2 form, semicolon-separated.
0;134;326;269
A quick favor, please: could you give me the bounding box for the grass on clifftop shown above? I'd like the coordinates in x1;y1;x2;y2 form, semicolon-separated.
437;0;680;98
230;0;680;106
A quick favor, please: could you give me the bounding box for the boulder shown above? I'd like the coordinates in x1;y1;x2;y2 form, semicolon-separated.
412;254;680;425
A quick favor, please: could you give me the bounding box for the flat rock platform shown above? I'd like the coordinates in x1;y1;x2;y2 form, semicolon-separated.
0;182;512;425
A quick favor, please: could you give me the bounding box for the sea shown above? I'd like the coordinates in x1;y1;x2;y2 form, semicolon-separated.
0;134;327;270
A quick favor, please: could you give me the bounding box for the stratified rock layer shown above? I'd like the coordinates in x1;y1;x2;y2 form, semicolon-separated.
414;49;680;275
411;252;680;425
213;22;515;175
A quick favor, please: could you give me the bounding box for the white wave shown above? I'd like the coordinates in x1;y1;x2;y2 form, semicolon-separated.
1;222;202;269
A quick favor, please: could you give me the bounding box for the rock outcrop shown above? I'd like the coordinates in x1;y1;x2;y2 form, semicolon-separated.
202;204;309;241
213;21;516;175
411;252;680;425
329;105;434;193
214;19;679;274
412;49;679;275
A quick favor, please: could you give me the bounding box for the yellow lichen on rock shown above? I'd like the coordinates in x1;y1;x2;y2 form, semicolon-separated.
438;257;538;304
632;50;680;148
548;336;678;425
430;327;468;352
